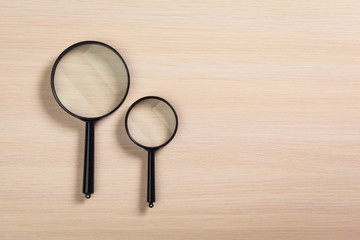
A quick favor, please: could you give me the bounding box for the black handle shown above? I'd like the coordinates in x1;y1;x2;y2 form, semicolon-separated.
147;150;155;208
83;121;95;199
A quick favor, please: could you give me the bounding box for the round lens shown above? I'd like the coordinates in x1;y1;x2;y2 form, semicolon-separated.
52;42;129;119
126;97;178;148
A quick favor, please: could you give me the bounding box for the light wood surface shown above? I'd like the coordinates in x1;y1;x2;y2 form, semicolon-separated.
1;1;360;239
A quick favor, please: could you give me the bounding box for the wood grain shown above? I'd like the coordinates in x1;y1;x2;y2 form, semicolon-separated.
1;0;360;239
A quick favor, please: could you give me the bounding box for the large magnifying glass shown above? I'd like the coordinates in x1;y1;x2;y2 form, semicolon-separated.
125;96;178;208
51;41;130;199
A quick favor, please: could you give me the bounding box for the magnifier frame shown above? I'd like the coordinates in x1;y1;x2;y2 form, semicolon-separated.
124;96;178;151
125;96;178;208
50;41;130;199
51;40;130;122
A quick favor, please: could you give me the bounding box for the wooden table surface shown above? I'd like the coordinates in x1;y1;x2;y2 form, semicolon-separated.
1;1;360;239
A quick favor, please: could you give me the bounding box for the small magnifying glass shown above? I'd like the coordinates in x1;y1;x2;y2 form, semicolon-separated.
51;41;130;199
125;96;178;208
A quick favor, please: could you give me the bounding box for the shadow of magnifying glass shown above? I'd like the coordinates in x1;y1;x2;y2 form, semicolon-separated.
39;62;84;202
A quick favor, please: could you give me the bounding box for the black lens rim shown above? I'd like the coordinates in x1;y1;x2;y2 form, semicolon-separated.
50;40;130;122
125;96;179;151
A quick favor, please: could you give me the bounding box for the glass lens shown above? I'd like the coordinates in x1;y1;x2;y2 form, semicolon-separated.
53;43;129;118
127;99;177;148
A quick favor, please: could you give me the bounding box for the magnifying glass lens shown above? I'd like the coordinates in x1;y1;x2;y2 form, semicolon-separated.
53;44;128;118
127;98;177;148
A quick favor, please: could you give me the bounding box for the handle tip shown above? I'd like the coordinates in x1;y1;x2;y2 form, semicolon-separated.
148;202;154;208
85;194;91;199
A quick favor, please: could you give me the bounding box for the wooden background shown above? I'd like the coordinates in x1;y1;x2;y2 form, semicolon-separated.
1;1;360;239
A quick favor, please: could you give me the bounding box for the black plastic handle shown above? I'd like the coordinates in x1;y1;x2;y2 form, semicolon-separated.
83;121;95;199
147;150;155;208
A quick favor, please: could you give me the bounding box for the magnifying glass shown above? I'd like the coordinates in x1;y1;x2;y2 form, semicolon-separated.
125;96;178;208
51;41;130;199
